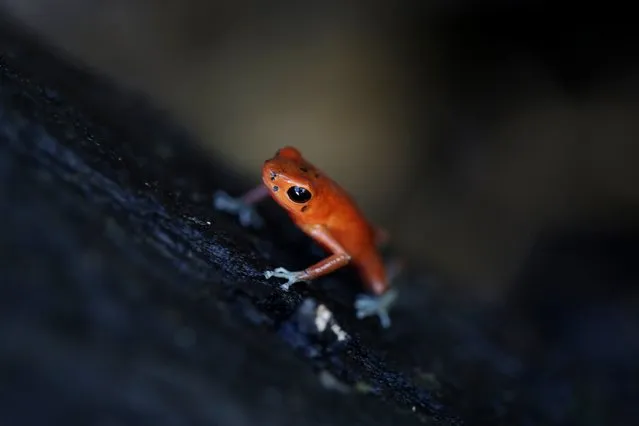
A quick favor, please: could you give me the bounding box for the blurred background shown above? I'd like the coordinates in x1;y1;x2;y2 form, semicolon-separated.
2;0;637;303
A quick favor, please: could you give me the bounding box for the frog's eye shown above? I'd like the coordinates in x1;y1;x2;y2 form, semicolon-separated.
287;186;312;203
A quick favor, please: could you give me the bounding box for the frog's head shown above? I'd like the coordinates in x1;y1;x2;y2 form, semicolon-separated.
262;146;320;216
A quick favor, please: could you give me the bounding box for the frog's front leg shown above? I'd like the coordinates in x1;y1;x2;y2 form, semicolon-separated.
264;267;309;291
264;250;350;291
265;224;351;290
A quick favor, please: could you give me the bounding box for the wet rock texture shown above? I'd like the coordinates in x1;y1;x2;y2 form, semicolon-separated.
1;23;638;426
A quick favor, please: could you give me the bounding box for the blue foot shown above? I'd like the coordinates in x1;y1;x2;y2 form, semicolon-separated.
354;288;398;328
213;190;264;228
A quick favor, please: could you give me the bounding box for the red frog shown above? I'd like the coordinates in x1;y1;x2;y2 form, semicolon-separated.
214;146;399;327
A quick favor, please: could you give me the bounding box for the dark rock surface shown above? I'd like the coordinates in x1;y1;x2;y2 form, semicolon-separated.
1;20;638;426
0;22;462;426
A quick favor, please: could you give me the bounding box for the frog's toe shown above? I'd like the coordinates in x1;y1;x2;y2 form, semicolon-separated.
213;190;263;228
213;190;238;211
238;206;264;228
264;267;305;291
354;288;398;328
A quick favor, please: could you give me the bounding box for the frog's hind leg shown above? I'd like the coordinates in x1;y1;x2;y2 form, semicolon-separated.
354;289;398;329
353;255;403;329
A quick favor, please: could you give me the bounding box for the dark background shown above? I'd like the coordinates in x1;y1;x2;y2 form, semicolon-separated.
1;2;638;425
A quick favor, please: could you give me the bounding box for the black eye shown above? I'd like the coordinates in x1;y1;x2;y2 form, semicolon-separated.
287;186;312;203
